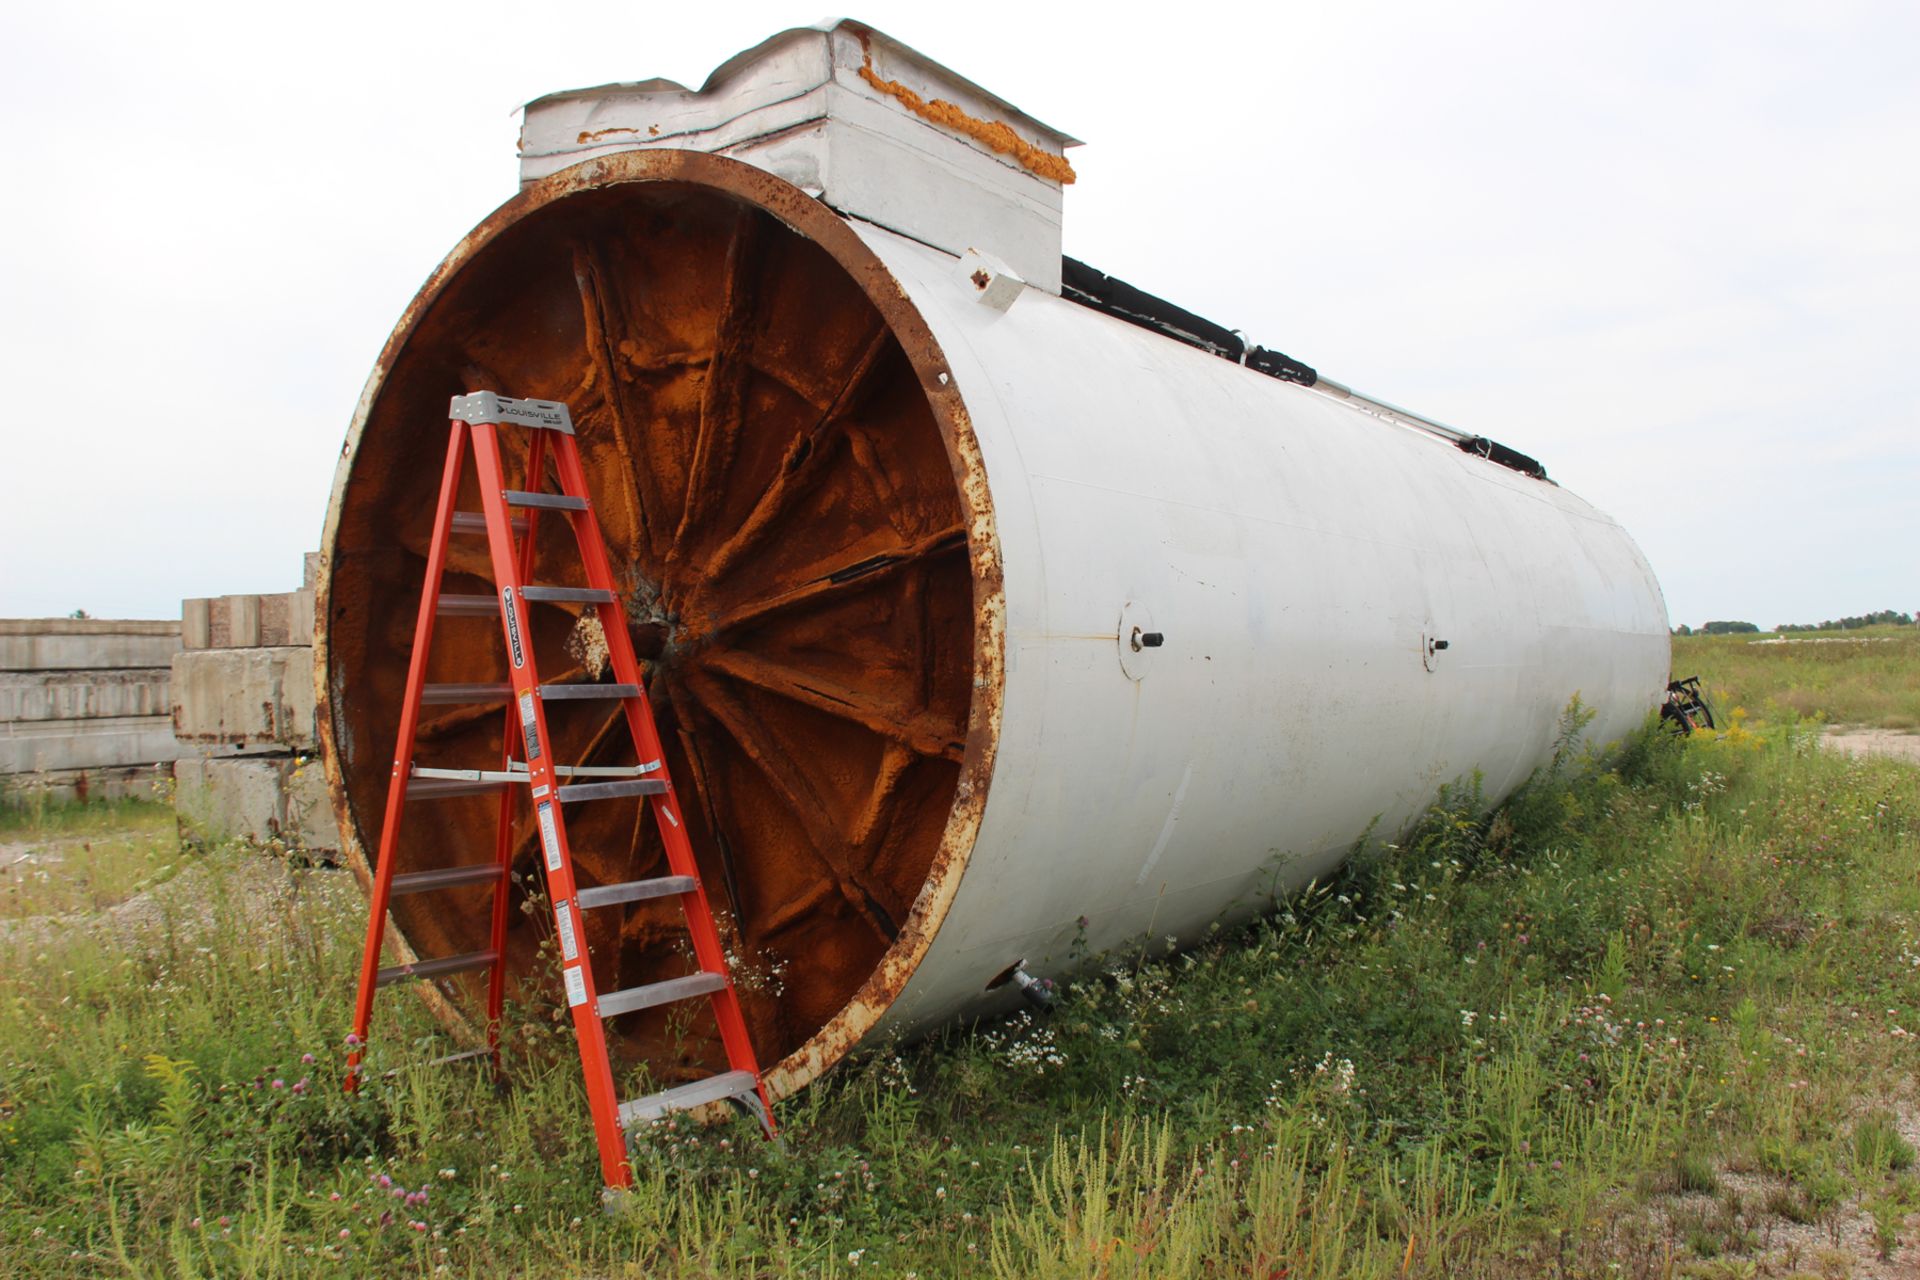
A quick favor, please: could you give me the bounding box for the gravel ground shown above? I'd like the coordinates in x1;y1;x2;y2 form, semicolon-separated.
1823;727;1920;766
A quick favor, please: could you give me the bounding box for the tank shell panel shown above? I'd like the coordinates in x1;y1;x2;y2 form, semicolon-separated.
850;221;1667;1032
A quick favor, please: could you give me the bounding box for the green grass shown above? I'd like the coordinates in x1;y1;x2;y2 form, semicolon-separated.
1672;624;1920;729
2;721;1917;1276
1854;1113;1917;1176
0;788;175;839
0;801;181;921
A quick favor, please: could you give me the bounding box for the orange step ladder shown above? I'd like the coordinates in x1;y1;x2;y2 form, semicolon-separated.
343;391;775;1190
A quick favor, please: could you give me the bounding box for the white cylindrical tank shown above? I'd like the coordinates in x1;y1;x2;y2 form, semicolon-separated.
319;70;1667;1099
851;217;1666;1043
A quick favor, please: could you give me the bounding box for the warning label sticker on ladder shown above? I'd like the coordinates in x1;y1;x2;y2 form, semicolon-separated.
563;964;588;1007
518;691;542;761
537;801;561;871
554;898;578;961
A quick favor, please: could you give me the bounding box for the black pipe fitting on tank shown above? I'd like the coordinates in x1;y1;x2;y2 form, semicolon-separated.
1011;964;1056;1011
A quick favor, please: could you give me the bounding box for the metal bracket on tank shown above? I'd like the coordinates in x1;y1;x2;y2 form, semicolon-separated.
957;248;1025;313
1118;601;1159;681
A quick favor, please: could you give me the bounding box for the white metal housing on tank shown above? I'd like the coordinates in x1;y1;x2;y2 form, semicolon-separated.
318;20;1670;1103
518;18;1078;292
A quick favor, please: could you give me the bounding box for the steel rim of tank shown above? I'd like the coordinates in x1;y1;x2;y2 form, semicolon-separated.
314;148;1004;1100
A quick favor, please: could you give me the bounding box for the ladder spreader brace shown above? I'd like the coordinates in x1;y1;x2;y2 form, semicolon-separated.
343;390;776;1191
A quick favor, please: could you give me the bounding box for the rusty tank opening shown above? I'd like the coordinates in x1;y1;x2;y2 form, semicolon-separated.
321;151;995;1090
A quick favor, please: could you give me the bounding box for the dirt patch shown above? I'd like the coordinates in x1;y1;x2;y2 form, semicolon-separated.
0;837;73;869
1823;727;1920;766
1636;1105;1920;1278
0;831;164;920
0;852;357;952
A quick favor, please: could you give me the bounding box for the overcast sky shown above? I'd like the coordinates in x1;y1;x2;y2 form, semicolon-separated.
1;2;1913;630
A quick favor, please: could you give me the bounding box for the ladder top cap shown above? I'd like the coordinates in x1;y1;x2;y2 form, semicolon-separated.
449;390;575;434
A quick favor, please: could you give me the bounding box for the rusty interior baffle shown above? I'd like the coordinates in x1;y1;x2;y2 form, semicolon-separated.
320;154;997;1089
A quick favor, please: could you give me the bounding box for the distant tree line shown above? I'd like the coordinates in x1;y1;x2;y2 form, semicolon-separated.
1775;609;1914;633
1670;620;1760;636
1672;610;1915;637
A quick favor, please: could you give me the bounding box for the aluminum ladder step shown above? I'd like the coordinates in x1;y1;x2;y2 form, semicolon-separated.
619;1069;760;1128
419;682;640;705
434;587;613;613
390;864;505;895
376;949;498;988
504;491;588;511
409;763;660;790
449;390;574;434
407;776;507;800
576;875;696;909
538;683;640;701
597;971;726;1019
558;778;668;803
521;586;614;605
450;511;527;535
421;682;512;705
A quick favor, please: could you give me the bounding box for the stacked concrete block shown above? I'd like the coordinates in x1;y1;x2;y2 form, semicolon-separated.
170;647;316;749
171;554;338;855
173;755;332;850
181;589;315;650
0;619;183;803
